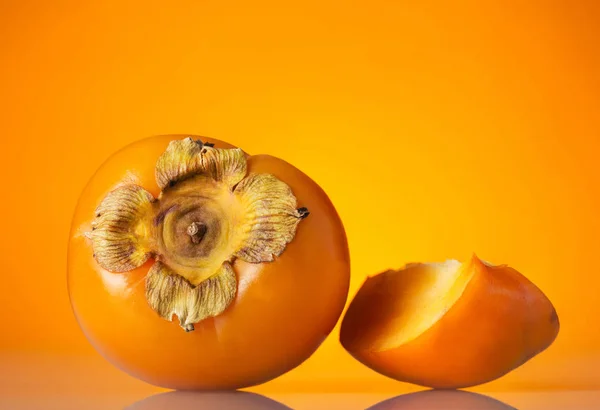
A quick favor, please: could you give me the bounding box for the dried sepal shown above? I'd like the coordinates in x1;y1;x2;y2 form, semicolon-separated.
201;146;247;188
155;137;246;190
233;173;309;263
155;138;204;190
145;261;237;331
88;184;155;272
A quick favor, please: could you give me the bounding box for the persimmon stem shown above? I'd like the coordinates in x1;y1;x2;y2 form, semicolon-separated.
187;222;207;244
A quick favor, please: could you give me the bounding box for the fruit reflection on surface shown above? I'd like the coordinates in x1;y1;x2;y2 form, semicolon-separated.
125;391;292;410
68;135;350;389
367;390;516;410
341;255;559;388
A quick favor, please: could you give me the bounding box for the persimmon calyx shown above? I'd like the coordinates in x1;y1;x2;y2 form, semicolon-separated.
86;137;309;330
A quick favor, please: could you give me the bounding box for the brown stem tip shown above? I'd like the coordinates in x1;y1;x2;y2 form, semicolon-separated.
187;222;207;244
297;207;310;219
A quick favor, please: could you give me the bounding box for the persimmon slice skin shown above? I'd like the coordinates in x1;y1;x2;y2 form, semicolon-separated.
340;255;559;389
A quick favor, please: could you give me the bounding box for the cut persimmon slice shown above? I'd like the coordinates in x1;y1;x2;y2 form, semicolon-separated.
340;255;559;389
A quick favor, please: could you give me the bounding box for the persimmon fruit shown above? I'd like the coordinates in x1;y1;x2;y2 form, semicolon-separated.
340;255;559;389
68;135;350;390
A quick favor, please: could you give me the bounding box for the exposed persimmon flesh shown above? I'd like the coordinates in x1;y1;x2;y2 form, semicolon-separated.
351;260;474;352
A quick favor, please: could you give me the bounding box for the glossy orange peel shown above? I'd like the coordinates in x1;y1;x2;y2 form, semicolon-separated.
68;135;350;390
340;255;559;389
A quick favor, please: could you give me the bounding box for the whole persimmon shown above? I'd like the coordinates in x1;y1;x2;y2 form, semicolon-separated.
68;135;350;390
340;255;559;389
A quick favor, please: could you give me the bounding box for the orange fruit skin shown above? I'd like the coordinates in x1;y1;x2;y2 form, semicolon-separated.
68;135;350;390
340;257;559;389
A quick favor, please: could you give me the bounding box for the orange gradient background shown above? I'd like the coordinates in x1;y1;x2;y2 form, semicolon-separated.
1;0;599;397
